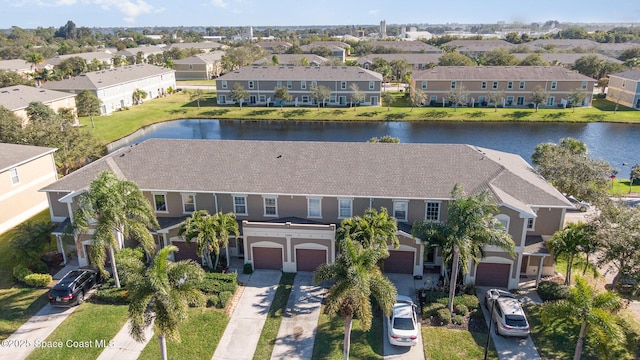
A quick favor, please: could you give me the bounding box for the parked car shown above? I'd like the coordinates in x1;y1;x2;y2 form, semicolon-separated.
484;288;516;308
49;268;100;307
387;295;419;346
491;297;530;338
565;194;590;212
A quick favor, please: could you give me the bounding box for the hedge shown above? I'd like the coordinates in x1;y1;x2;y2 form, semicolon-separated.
13;264;33;282
24;273;52;287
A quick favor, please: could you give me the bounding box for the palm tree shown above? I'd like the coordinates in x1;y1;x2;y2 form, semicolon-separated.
178;211;239;269
412;184;515;314
541;277;623;360
73;170;159;288
337;207;399;257
127;245;206;360
313;237;397;360
548;222;593;286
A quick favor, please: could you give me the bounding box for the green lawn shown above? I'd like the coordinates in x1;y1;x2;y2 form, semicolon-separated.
137;307;229;360
312;307;383;360
253;272;295;360
176;79;217;86
609;179;640;196
26;303;128;360
78;93;640;145
422;327;498;360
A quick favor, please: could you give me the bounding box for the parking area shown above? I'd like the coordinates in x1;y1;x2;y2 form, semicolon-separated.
384;274;425;360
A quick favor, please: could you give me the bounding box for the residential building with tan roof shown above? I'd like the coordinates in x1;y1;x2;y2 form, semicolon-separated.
0;85;77;124
41;139;572;289
358;53;442;71
216;66;382;107
253;54;329;67
173;51;224;80
367;41;442;54
166;41;228;52
45;52;114;68
0;59;36;74
512;53;623;69
444;40;515;56
413;66;595;108
607;69;640;110
256;41;293;54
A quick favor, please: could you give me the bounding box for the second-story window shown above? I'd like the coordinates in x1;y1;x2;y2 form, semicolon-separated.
519;81;525;89
495;214;510;232
221;80;227;89
393;200;409;222
341;81;347;90
421;80;427;89
425;202;440;221
551;81;557;90
481;81;487;89
248;81;254;89
307;197;322;218
263;196;278;216
287;81;292;89
311;80;317;87
153;193;167;213
9;167;19;185
182;193;196;213
301;80;307;89
233;195;247;215
369;81;375;90
507;81;513;89
451;81;456;89
338;198;352;219
492;81;498;89
581;81;588;90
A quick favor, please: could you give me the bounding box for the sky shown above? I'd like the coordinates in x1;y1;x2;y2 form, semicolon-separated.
1;0;639;29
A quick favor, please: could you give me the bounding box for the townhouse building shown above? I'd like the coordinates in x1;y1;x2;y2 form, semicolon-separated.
173;51;224;80
0;85;77;125
607;69;640;110
358;53;442;71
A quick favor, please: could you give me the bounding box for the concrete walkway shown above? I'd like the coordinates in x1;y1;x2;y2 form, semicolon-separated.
96;319;154;360
384;273;426;360
270;272;324;360
212;270;282;360
0;304;78;360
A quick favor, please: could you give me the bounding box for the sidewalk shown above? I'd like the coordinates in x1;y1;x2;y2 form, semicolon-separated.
96;319;154;360
270;272;324;360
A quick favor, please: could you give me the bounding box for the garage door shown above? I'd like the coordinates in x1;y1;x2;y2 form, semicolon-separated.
475;263;510;288
384;250;414;274
253;247;283;270
172;241;200;262
296;249;326;272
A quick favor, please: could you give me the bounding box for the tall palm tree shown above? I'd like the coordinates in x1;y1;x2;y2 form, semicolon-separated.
412;183;515;314
548;222;593;286
541;277;623;360
336;207;399;256
73;170;159;288
178;210;239;269
313;237;397;360
127;245;206;360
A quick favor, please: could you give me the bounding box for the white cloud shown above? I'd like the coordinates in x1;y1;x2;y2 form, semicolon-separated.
56;0;77;5
368;9;379;16
92;0;162;22
211;0;228;8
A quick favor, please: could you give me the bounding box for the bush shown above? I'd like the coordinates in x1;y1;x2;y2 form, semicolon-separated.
454;294;479;310
243;263;253;274
422;302;446;319
219;291;233;308
452;314;465;325
537;280;569;301
436;308;451;325
454;304;469;316
198;272;238;294
207;294;220;308
13;264;33;282
24;273;52;287
29;260;49;274
93;286;129;304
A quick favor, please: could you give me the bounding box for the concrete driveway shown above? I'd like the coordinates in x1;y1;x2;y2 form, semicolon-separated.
384;273;425;360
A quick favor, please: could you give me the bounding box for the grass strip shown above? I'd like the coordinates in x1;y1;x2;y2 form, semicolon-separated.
422;326;498;360
253;272;296;360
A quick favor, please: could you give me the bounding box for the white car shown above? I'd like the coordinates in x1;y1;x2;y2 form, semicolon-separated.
387;295;419;346
484;288;516;308
491;297;530;337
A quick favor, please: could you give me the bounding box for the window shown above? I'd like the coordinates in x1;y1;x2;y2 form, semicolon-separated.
425;202;440;221
581;81;587;90
519;81;525;89
277;80;282;87
221;80;227;89
311;80;317;87
495;214;510;232
393;200;409;222
517;96;525;105
259;95;266;102
546;97;555;106
330;94;336;103
218;95;226;104
341;81;347;90
301;81;306;89
9;168;19;185
551;81;557;90
248;81;254;89
507;81;513;89
421;80;428;89
233;195;247;215
286;81;292;89
371;96;378;105
369;81;375;90
153;193;167;212
263;196;277;216
302;95;309;103
481;81;487;89
338;198;352;218
492;81;498;89
506;96;514;105
182;193;196;213
451;81;456;89
188;64;193;70
307;198;322;218
430;95;437;103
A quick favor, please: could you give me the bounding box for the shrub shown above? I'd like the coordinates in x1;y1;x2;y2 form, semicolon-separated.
454;294;479;310
29;260;49;274
452;314;465;325
198;272;238;294
436;308;451;325
422;302;446;319
219;291;233;308
454;304;469;316
537;280;569;301
243;263;253;274
13;264;33;282
93;286;129;304
207;294;220;308
24;273;52;287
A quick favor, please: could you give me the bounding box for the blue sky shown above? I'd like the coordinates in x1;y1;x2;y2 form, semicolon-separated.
2;0;639;28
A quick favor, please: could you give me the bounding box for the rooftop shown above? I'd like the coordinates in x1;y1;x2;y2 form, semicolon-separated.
41;64;174;91
413;66;595;81
0;143;57;173
0;85;76;111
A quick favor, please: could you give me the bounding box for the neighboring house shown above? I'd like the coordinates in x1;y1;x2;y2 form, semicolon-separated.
42;64;176;115
300;41;350;62
253;54;329;67
398;27;434;41
512;53;623;69
607;70;640;110
45;52;114;68
216;66;382;107
40;139;572;289
166;42;228;52
443;40;515;56
173;51;224;80
1;143;57;235
0;85;77;124
413;66;596;108
256;41;293;54
524;39;600;52
114;45;164;63
367;40;441;54
0;59;36;74
358;53;442;71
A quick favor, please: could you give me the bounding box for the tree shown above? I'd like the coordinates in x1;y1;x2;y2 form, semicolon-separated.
73;171;160;288
11;220;55;269
438;52;476;66
481;48;518;66
412;184;515;314
445;86;469;111
229;83;248;109
486;91;505;112
336;208;399;256
178;211;239;269
273;86;292;110
548;222;594;286
127;245;206;360
313;237;396;360
573;55;605;79
310;85;331;110
410;88;425;111
26;52;44;72
349;84;365;111
631;164;640;187
368;135;400;143
132;88;147;105
541;277;623;360
381;91;395;111
0;105;24;143
531;138;612;203
519;53;549;66
530;85;548;112
76;90;101;127
221;44;267;71
188;89;205;109
271;55;280;65
56;56;88;78
389;58;412;83
569;88;587;112
0;69;35;87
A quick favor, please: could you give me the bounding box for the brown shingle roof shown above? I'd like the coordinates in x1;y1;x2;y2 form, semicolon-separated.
41;139;571;211
0;85;76;111
610;69;640;81
413;66;595;81
41;64;174;91
217;66;382;81
0;143;56;173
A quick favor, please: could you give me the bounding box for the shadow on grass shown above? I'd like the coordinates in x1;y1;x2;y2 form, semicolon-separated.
583;113;607;121
422;111;451;119
283;109;311;118
384;112;407;120
468;111;486;119
357;111;381;117
247;109;277;116
542;112;564;120
503;111;531;121
200;109;230;117
168;109;188;115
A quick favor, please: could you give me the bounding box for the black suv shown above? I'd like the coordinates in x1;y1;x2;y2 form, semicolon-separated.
49;268;100;306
